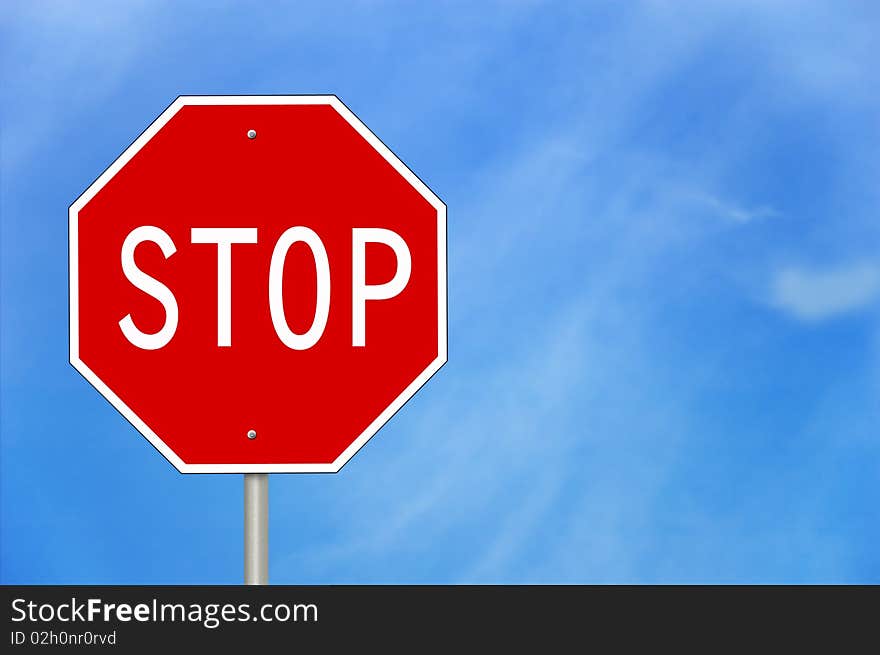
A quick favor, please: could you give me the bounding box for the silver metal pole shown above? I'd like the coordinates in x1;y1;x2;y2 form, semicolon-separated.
244;473;268;585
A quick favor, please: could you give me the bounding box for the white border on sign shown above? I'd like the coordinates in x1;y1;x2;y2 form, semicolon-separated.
69;95;448;474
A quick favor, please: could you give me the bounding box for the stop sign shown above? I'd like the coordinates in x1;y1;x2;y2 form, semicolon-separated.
69;95;446;473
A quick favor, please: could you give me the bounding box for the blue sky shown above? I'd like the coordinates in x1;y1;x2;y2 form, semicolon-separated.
2;1;878;583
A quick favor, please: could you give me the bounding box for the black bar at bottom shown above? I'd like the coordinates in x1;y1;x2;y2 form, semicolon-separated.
1;585;875;649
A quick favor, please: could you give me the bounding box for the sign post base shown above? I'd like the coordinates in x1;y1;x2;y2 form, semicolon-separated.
244;473;268;585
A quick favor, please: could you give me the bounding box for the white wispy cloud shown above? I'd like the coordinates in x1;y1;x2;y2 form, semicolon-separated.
771;263;880;321
686;192;778;224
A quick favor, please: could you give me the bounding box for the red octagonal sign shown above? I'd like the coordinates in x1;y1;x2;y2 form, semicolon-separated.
69;95;447;473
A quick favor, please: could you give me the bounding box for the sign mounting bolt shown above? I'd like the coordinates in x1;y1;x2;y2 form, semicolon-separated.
247;129;257;139
247;429;257;440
